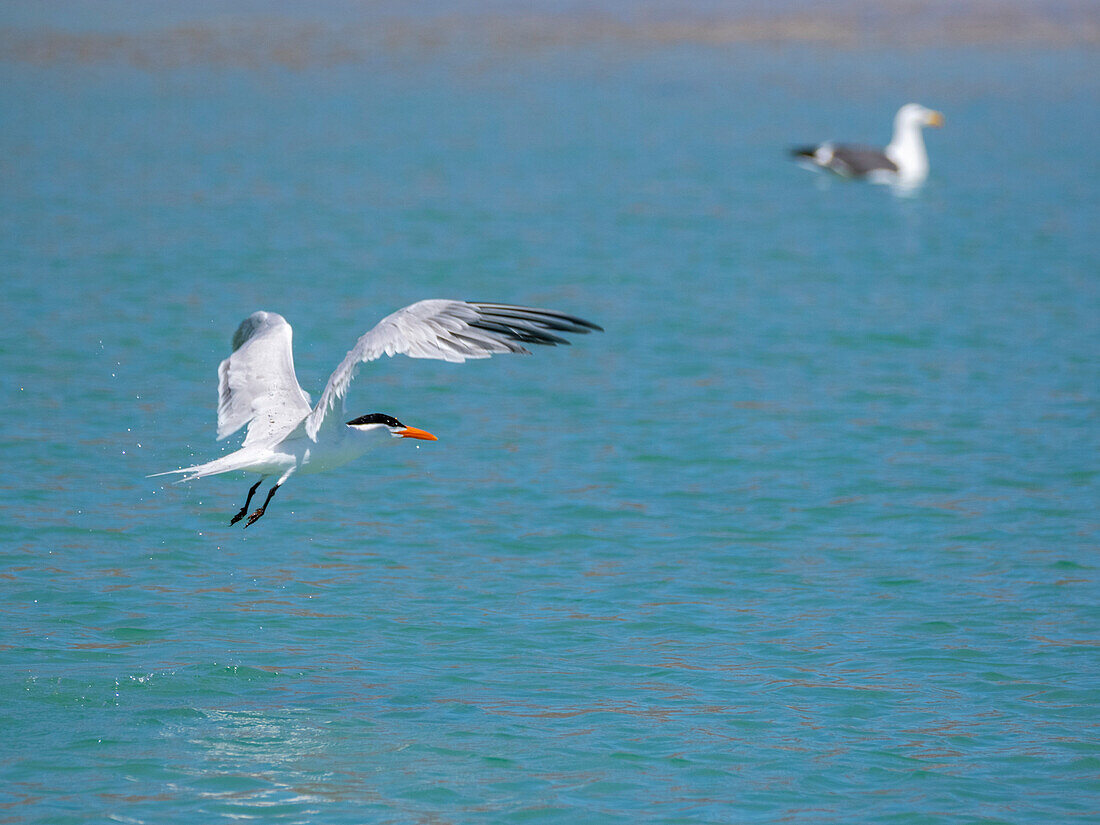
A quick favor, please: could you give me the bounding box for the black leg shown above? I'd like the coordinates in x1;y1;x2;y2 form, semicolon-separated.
244;484;280;527
230;479;264;526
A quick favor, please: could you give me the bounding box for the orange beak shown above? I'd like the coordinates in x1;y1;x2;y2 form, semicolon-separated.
927;110;945;128
398;425;438;441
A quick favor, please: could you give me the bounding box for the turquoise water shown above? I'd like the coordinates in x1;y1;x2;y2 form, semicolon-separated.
2;12;1099;824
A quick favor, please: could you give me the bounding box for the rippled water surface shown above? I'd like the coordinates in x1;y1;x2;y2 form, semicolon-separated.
1;7;1098;824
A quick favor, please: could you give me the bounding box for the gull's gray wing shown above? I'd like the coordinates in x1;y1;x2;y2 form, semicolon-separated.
827;144;898;177
305;300;602;440
217;311;313;446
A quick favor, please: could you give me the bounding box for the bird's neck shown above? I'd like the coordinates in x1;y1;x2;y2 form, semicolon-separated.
295;426;384;476
335;425;383;456
885;120;928;182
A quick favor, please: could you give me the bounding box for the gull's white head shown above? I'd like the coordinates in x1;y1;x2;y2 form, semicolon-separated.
886;103;944;188
895;103;945;131
346;413;438;442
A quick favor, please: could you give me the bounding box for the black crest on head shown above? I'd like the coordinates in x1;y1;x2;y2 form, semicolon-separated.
346;413;404;428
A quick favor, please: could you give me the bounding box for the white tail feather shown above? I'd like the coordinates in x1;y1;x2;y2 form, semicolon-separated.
147;449;261;483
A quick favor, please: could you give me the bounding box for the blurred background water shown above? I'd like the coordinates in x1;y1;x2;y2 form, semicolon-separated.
1;2;1098;823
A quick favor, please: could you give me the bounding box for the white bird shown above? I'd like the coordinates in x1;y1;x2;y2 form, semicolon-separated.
790;103;944;187
150;300;602;526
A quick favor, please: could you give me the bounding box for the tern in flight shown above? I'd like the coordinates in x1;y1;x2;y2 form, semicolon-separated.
151;300;602;526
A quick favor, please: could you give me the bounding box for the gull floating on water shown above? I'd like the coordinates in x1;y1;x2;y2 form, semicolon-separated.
790;103;944;188
150;301;602;526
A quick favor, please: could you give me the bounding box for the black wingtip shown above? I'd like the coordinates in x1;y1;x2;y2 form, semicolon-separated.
469;302;604;334
469;319;571;347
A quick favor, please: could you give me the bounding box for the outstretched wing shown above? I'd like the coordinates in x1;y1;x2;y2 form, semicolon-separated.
304;300;602;439
217;311;313;446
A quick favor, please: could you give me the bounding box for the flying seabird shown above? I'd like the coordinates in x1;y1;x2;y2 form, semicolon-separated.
150;301;602;526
